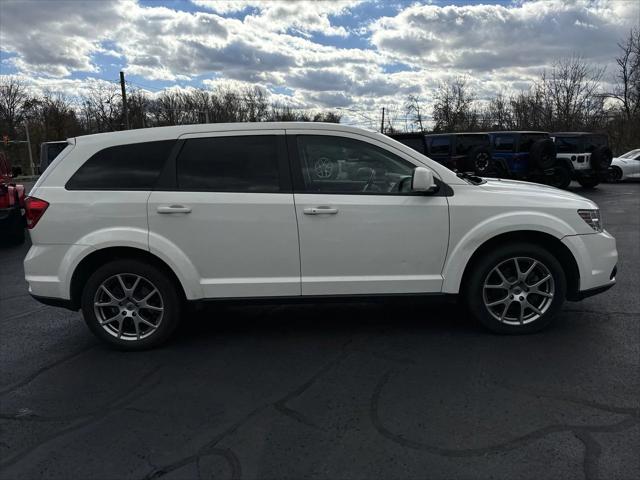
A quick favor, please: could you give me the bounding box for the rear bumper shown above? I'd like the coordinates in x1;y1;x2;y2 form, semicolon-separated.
30;293;78;311
562;231;617;299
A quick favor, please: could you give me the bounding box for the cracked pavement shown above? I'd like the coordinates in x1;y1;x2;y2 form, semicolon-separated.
1;182;638;480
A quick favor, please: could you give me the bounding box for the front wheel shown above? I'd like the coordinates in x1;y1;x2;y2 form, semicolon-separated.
465;243;566;334
81;259;182;350
608;166;623;182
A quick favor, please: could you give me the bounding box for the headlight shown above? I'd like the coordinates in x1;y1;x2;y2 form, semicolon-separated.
578;209;603;232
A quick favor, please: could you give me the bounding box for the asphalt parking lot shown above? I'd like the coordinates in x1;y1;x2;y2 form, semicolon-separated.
1;181;638;480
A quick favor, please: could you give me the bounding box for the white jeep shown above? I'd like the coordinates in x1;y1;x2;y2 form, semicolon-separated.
551;132;613;188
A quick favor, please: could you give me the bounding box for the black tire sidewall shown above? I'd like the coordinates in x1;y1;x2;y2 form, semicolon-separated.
465;243;567;334
610;167;622;181
577;177;599;188
549;166;571;189
81;259;181;350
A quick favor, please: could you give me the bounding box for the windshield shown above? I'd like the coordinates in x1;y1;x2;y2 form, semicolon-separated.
620;149;640;158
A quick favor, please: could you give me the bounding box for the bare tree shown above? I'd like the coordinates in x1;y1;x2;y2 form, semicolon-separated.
610;28;640;121
404;95;426;132
432;77;478;132
541;55;605;131
81;83;122;133
0;76;30;137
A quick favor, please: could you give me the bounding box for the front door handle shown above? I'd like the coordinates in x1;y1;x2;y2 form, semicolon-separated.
303;206;338;215
157;205;192;214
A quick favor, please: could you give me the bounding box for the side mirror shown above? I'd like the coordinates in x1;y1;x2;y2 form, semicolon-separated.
412;167;438;193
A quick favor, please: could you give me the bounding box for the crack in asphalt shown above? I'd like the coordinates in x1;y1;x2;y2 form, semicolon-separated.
370;368;638;477
142;340;354;479
2;305;48;321
0;365;163;472
0;345;96;396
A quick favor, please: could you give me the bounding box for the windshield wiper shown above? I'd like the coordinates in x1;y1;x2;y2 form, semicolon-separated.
456;171;486;185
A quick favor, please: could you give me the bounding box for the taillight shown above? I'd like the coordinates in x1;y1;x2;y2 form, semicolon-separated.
24;196;49;229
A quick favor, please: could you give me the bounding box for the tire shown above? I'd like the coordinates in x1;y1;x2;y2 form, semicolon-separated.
81;259;182;350
590;146;613;171
468;146;492;175
608;166;623;182
577;176;600;189
312;157;338;180
464;243;566;334
529;139;557;170
547;166;571;189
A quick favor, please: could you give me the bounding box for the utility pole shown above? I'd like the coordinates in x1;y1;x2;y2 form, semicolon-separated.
24;121;34;176
380;107;385;133
120;71;130;130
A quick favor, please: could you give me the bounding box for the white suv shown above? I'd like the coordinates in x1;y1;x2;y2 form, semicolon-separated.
24;123;618;349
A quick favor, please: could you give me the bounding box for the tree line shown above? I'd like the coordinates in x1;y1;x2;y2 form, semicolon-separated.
0;82;341;173
402;28;639;155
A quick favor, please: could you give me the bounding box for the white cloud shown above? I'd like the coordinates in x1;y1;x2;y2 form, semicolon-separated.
1;0;637;129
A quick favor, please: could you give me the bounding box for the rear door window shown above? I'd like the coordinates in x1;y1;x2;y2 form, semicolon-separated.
176;135;281;192
66;140;175;190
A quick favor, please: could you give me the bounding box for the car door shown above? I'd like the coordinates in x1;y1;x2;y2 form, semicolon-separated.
287;130;450;296
147;130;301;298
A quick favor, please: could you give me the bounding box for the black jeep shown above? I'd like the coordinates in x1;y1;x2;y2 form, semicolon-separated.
388;132;492;175
551;132;613;189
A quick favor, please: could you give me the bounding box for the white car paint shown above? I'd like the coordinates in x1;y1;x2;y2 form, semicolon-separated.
25;122;616;306
611;149;640;180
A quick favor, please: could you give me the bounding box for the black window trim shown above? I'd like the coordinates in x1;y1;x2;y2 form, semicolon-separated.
287;133;452;197
155;133;293;193
65;140;177;191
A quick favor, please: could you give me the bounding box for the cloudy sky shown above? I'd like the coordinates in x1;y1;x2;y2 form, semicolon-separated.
1;0;638;128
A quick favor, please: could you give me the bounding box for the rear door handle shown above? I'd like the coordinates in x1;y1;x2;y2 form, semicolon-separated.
303;206;338;215
157;205;192;214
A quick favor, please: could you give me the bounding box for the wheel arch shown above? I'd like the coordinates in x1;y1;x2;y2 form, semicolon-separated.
456;231;580;300
69;246;188;310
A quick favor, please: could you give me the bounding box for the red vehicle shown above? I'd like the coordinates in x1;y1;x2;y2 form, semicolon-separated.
0;152;26;245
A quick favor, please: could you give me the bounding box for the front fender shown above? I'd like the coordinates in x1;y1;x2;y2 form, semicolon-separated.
441;211;576;294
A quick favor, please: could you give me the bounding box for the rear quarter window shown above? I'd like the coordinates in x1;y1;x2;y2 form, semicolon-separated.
493;135;515;152
555;137;580;154
429;137;451;155
66;140;175;190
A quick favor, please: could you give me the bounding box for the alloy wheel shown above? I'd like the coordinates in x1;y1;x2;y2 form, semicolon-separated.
93;273;164;341
482;257;555;325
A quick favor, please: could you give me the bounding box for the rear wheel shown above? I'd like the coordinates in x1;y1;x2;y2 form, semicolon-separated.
465;243;566;334
577;176;600;189
81;259;182;350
